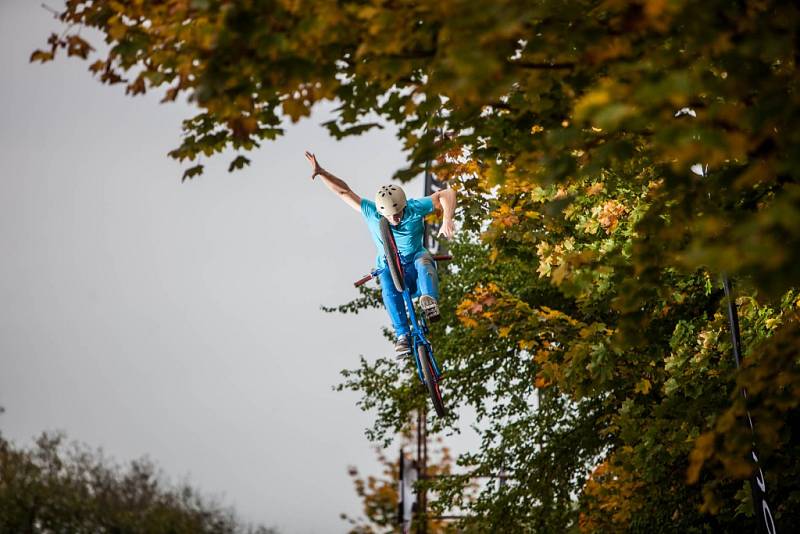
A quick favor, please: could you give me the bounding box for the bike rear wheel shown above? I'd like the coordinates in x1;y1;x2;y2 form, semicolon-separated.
417;344;446;418
379;218;405;293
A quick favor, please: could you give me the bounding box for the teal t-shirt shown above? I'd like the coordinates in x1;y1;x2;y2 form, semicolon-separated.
361;197;434;265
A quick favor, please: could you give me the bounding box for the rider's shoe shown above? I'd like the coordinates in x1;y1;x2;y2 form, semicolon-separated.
419;295;441;323
394;334;411;354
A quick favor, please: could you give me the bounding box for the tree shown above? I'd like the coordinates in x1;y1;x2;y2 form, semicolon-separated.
36;0;800;530
0;431;277;533
341;426;459;534
337;175;800;530
33;0;800;296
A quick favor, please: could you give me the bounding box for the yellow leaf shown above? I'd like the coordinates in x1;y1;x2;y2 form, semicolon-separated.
687;432;716;484
282;98;309;122
574;88;610;120
634;378;652;395
533;349;549;363
107;15;127;41
586;182;604;196
30;50;54;63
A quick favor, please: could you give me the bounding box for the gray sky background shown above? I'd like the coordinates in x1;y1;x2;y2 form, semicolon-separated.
0;1;438;531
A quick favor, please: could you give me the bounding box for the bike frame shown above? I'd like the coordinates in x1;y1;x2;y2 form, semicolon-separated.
365;261;445;383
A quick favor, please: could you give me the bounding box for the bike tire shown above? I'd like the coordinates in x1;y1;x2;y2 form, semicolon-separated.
418;344;446;418
379;217;405;293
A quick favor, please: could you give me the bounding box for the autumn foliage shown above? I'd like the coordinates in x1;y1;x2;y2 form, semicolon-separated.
36;0;800;530
342;430;457;534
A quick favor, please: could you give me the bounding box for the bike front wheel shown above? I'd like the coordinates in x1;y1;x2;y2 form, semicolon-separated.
418;344;446;418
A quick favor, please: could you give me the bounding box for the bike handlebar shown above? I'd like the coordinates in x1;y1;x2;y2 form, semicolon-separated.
354;274;373;287
353;254;453;287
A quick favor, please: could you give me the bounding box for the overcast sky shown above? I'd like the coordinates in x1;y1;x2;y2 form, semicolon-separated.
0;1;433;531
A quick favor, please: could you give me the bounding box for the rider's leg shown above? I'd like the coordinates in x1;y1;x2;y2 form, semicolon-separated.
414;251;440;321
378;265;410;337
414;251;439;299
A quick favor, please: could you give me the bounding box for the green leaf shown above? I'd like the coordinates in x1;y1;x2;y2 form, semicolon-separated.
182;164;204;182
227;155;250;172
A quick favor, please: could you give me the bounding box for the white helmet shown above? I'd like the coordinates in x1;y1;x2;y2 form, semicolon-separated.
375;184;407;216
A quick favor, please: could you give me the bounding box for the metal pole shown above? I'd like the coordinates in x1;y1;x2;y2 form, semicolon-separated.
421;411;428;534
722;276;777;534
674;108;777;532
423;143;449;255
415;409;427;534
398;449;405;527
416;118;442;534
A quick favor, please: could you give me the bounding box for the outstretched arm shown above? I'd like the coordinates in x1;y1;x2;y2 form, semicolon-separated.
430;189;457;238
304;151;361;212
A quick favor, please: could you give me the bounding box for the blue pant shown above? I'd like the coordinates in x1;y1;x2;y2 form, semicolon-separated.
378;250;439;337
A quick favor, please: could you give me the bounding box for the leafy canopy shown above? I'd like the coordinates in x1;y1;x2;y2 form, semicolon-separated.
0;431;276;533
35;0;800;295
37;0;800;530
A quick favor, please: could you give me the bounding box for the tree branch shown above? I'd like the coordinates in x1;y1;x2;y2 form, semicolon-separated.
512;61;575;70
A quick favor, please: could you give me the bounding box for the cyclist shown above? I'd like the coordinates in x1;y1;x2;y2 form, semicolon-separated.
305;151;456;353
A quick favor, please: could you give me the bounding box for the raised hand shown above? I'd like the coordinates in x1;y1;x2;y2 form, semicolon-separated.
304;151;324;179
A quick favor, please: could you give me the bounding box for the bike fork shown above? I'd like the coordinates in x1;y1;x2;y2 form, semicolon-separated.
403;290;443;382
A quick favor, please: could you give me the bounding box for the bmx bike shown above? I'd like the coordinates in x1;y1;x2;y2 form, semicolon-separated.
354;218;449;418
